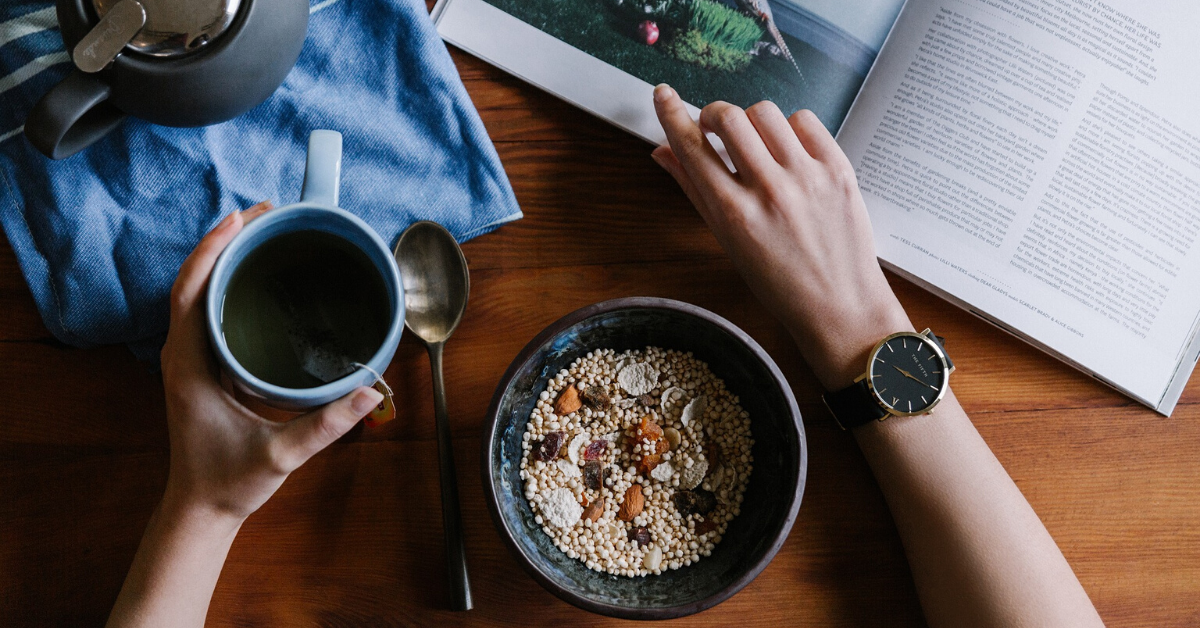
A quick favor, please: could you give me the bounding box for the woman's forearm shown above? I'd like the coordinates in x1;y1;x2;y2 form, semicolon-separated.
853;391;1104;627
106;492;244;628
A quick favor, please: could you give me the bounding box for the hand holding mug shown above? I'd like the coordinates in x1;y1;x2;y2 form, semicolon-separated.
159;200;382;522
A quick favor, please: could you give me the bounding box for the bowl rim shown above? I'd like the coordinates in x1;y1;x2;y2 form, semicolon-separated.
481;297;808;620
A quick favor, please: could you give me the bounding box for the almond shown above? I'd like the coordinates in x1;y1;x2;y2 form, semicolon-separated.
582;498;604;522
554;384;582;415
618;484;645;521
663;427;681;450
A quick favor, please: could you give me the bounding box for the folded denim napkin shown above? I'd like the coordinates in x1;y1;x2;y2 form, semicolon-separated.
0;0;520;359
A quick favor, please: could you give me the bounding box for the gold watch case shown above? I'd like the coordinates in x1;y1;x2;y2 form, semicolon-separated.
853;329;954;419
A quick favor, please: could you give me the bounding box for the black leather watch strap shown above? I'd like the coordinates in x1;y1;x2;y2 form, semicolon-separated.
929;333;954;371
823;379;887;430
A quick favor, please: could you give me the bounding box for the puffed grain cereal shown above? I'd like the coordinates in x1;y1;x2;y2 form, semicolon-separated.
520;347;754;577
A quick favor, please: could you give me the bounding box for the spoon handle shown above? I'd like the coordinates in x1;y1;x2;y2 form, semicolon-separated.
428;341;473;611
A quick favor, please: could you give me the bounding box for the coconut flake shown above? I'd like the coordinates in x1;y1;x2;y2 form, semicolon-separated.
541;487;583;528
680;395;707;427
617;362;659;396
649;461;674;482
601;431;620;443
557;459;582;478
660;387;689;418
679;458;708;490
708;465;725;489
566;433;589;464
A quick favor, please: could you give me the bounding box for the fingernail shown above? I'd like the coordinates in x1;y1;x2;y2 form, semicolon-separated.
654;84;675;103
215;211;238;232
650;151;666;170
351;387;384;415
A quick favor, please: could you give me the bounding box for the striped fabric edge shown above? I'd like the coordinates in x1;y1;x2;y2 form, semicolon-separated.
0;0;344;144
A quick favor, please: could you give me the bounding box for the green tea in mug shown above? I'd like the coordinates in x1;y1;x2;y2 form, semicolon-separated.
220;230;392;389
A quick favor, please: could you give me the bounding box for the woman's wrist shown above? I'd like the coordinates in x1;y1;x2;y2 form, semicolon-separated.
158;485;248;539
796;295;913;391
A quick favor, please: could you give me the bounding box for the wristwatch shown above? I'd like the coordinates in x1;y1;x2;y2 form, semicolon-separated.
822;329;954;430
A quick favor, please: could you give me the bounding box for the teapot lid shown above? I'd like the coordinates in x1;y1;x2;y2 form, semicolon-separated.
93;0;243;57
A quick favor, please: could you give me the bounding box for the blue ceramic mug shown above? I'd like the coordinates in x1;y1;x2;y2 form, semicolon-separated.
205;130;405;410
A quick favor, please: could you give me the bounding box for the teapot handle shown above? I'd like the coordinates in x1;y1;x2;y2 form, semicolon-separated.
24;70;127;160
300;130;343;207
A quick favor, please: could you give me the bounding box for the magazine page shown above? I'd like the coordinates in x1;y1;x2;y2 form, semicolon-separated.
436;0;905;137
837;0;1200;411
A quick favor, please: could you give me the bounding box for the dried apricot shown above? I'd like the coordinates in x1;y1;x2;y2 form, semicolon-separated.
635;415;663;443
637;453;662;475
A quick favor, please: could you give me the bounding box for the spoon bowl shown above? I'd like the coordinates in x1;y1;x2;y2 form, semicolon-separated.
396;221;470;344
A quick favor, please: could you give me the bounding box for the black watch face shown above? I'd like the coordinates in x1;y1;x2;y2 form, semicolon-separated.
868;333;949;415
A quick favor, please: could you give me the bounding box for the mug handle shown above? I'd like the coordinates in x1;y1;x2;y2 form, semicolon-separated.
300;130;343;207
24;69;127;159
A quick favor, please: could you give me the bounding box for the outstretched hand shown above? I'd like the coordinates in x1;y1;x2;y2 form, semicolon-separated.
651;85;910;389
158;200;383;520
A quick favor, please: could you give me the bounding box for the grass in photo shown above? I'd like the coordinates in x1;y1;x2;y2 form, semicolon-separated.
481;0;869;132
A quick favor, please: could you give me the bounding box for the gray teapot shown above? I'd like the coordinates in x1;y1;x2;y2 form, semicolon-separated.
25;0;308;159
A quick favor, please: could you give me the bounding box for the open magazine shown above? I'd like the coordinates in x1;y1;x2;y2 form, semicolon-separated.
433;0;1200;415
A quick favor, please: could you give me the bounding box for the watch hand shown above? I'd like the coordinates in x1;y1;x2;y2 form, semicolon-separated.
892;365;920;381
893;365;941;391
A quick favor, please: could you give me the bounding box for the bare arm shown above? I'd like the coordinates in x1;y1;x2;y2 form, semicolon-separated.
107;203;382;628
651;84;1103;627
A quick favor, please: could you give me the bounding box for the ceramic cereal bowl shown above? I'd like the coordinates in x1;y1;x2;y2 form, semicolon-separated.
482;297;807;619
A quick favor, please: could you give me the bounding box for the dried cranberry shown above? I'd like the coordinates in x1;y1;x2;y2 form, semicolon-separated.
582;440;608;461
533;431;566;461
628;526;652;547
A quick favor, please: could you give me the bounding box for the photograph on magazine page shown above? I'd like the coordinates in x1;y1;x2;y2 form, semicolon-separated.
480;0;905;131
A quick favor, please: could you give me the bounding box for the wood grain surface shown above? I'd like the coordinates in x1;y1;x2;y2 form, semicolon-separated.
2;42;1198;628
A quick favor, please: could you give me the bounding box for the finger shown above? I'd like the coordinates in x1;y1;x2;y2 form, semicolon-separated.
653;84;740;199
788;109;847;165
745;101;810;168
273;387;383;471
651;146;708;214
170;210;244;323
162;210;245;375
240;200;273;223
698;101;780;181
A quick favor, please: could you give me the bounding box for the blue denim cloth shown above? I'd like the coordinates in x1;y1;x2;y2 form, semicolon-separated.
0;0;521;359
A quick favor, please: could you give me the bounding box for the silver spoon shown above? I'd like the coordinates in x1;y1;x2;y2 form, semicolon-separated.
394;221;473;611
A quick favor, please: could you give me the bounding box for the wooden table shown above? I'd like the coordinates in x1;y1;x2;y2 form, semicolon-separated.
3;45;1199;628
